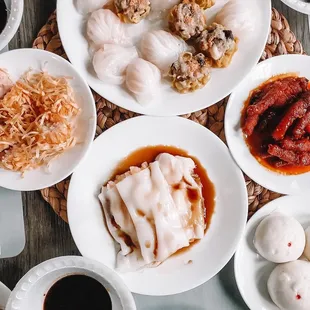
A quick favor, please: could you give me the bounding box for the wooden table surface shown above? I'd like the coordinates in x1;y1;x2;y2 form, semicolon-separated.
2;0;310;293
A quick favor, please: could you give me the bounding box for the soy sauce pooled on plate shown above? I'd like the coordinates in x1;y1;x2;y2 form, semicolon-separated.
0;0;7;34
44;274;112;310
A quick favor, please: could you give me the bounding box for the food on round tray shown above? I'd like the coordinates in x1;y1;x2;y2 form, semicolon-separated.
169;52;211;94
0;69;13;99
98;149;215;272
215;0;256;39
93;44;138;85
268;260;310;310
87;9;128;47
253;212;305;263
196;23;237;68
0;70;80;173
168;0;207;41
303;226;310;260
194;0;215;10
74;0;110;14
114;0;151;24
242;75;310;174
140;30;192;75
126;58;161;105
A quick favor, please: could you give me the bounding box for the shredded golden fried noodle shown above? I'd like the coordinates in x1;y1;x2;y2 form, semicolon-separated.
0;71;80;173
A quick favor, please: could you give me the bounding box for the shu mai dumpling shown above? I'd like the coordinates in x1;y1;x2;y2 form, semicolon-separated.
93;44;138;85
75;0;111;15
126;58;161;105
140;30;191;75
87;9;127;47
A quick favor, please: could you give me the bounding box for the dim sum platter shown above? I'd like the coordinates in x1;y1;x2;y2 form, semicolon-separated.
57;0;271;116
225;54;310;195
67;116;248;295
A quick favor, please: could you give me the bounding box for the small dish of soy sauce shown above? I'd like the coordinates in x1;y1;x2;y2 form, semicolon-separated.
5;256;136;310
44;274;112;310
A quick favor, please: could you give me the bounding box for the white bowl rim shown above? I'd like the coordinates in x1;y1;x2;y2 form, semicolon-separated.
281;0;310;14
6;256;137;310
0;0;24;51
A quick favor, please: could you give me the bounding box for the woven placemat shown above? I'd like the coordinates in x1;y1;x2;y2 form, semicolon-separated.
34;8;303;223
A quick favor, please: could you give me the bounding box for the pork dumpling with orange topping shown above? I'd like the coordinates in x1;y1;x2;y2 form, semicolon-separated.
268;260;310;310
194;0;215;10
196;23;238;68
253;212;305;263
169;52;211;94
114;0;151;23
168;0;206;41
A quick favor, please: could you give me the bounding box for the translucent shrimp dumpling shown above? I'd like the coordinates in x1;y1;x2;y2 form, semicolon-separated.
87;9;127;47
74;0;111;15
140;30;191;74
215;0;256;39
93;44;138;85
126;58;161;106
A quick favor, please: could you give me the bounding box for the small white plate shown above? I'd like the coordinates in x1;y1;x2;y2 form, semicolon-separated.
281;0;310;15
56;0;271;116
0;49;96;191
225;54;310;195
6;256;136;310
234;195;310;310
67;116;248;296
0;281;10;310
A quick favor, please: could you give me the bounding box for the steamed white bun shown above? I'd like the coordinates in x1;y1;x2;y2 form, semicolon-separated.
268;260;310;310
303;226;310;260
253;212;305;263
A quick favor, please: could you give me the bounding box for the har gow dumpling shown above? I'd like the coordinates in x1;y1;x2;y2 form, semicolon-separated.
74;0;111;15
140;30;192;74
215;0;256;39
126;58;161;105
93;44;138;85
87;9;128;47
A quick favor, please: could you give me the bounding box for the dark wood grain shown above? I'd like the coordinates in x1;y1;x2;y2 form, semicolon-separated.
2;0;310;293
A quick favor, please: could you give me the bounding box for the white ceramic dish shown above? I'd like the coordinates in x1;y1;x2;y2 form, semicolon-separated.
67;116;248;296
281;0;310;14
56;0;271;116
0;48;96;191
225;54;310;195
5;256;136;310
0;0;24;51
0;281;10;310
234;195;310;310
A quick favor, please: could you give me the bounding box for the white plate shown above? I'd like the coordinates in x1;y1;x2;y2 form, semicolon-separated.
56;0;271;116
281;0;310;15
234;195;310;310
0;49;96;191
6;256;136;310
67;116;248;296
0;281;10;310
225;54;310;195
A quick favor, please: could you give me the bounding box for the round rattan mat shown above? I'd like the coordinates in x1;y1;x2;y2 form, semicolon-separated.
35;8;304;223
